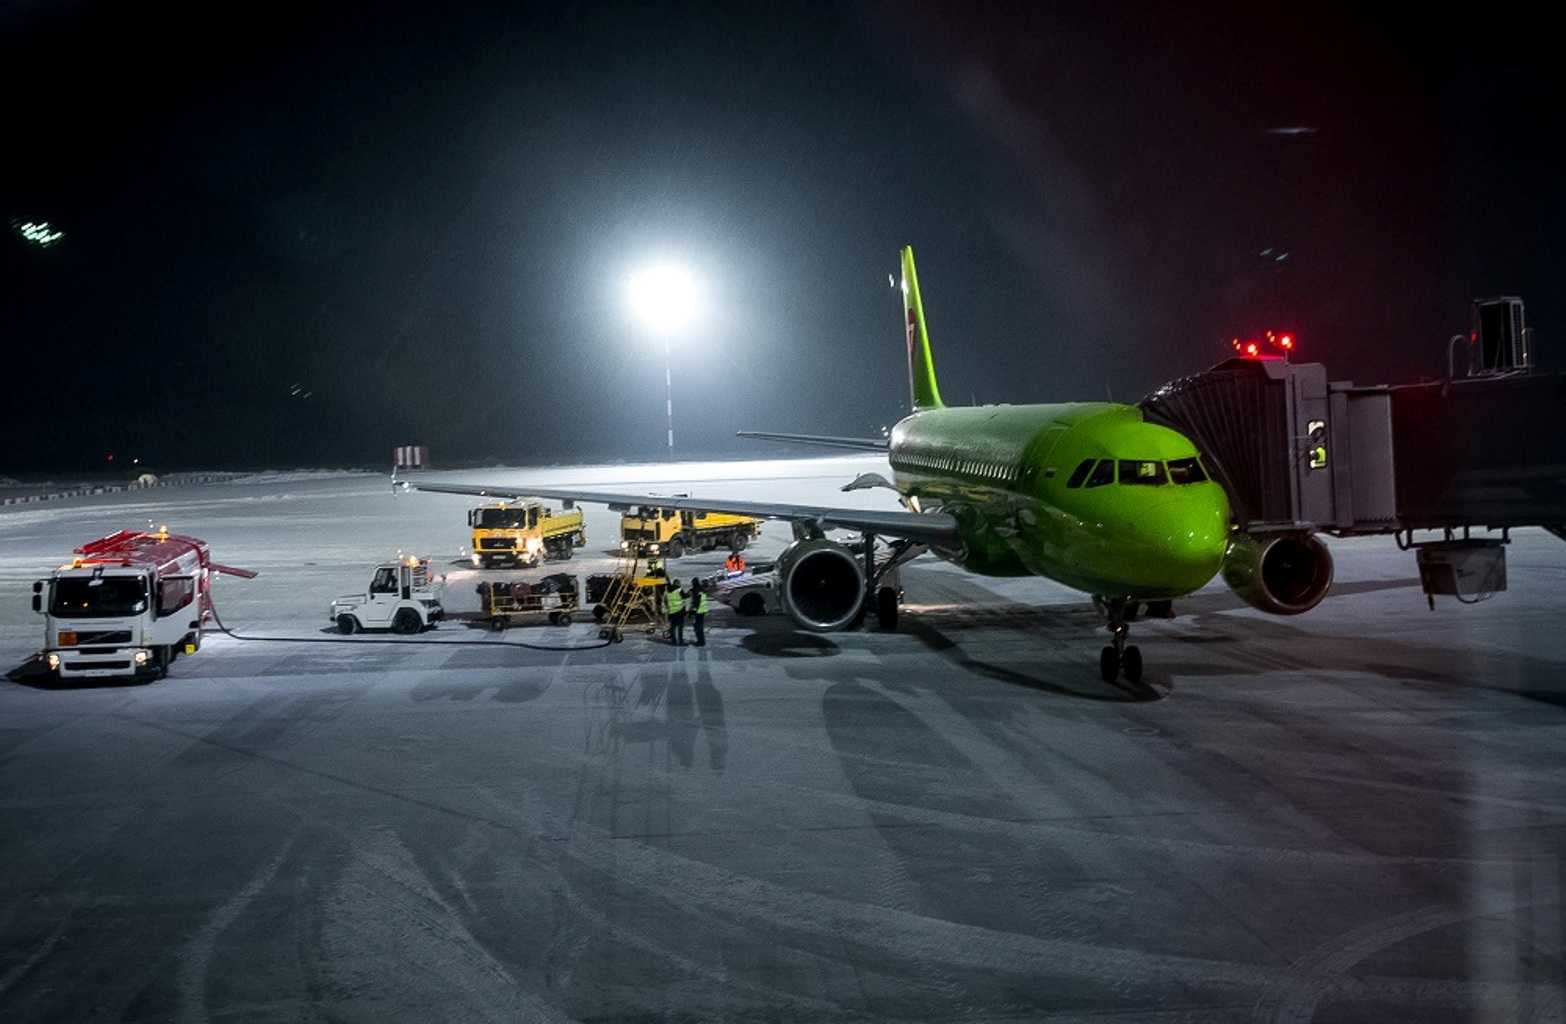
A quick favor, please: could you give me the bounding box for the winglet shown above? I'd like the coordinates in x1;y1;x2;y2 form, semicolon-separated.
901;245;944;410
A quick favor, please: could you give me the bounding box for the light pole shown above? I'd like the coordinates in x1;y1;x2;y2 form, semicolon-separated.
627;262;702;461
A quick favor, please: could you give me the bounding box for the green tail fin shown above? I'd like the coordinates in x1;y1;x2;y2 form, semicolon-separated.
900;245;945;410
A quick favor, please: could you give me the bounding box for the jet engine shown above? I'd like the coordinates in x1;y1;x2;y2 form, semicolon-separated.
777;538;865;631
1221;531;1334;615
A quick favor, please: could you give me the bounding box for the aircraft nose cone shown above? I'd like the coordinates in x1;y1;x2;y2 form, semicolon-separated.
1138;493;1229;593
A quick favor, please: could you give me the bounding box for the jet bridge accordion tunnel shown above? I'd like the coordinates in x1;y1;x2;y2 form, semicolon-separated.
1141;313;1566;609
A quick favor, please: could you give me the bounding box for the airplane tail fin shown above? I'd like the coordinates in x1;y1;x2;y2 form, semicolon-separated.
901;245;945;410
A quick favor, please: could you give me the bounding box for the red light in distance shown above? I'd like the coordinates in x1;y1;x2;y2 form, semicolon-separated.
1245;342;1259;356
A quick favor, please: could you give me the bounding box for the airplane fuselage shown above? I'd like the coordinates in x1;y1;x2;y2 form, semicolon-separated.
888;401;1231;599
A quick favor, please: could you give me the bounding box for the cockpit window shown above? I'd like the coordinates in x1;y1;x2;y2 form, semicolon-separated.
1119;460;1168;485
1084;460;1115;488
1065;459;1095;488
1167;457;1208;484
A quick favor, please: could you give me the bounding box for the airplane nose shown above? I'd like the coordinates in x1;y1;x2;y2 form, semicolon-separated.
1137;492;1229;592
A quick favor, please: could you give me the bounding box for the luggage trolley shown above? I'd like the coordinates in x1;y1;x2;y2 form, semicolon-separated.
479;575;580;630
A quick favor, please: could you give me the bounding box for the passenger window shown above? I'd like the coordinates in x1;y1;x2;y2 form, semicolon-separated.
371;568;398;594
1119;460;1168;485
1167;457;1208;484
1066;459;1095;488
156;577;195;617
1085;460;1115;488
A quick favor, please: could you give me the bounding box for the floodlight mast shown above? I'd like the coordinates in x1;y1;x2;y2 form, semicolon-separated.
627;263;701;461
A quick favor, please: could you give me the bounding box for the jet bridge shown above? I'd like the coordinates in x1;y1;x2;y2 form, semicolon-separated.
1142;297;1566;607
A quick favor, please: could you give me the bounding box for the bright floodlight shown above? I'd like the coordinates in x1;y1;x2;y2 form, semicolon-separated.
627;262;702;335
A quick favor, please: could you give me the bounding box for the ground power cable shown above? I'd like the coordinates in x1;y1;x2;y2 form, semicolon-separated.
204;592;614;653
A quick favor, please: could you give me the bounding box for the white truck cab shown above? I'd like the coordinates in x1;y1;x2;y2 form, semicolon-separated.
33;529;252;681
331;558;444;634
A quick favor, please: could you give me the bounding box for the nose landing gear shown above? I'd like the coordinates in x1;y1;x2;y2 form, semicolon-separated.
1093;596;1143;684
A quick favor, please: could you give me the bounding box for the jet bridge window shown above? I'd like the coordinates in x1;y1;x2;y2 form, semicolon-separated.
1085;460;1115;488
1066;459;1095;488
1119;460;1168;485
1166;457;1208;484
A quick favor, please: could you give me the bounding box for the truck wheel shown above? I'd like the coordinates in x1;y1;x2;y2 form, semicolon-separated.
336;614;357;635
489;616;507;632
557;543;573;561
557;611;572;625
876;587;900;630
592;604;607;623
669;538;685;559
738;593;765;617
730;532;748;552
392;609;421;635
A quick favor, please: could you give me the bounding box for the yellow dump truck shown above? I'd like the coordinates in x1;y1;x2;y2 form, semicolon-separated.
618;503;761;559
469;502;586;569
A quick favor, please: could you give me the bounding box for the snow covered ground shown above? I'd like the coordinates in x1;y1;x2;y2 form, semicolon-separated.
1;458;1564;1022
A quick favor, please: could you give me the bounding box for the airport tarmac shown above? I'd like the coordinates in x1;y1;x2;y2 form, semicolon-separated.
2;457;1564;1023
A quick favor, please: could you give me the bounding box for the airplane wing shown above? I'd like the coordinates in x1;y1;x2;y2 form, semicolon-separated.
409;479;959;547
736;431;889;452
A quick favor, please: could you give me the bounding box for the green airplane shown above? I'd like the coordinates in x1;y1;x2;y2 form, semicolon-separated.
413;246;1325;685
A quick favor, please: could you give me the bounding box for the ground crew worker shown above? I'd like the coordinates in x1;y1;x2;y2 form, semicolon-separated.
691;578;710;646
724;550;746;573
665;577;686;645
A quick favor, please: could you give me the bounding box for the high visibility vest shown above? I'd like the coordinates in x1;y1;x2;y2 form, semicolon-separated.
695;593;709;614
665;589;685;614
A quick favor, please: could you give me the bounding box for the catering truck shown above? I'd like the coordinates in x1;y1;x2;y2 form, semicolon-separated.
31;528;256;680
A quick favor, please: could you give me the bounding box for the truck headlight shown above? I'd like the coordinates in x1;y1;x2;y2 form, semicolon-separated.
46;653;60;670
134;649;150;665
619;541;628;549
649;544;660;553
471;553;481;566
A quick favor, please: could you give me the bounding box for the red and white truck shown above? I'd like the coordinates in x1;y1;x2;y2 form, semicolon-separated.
30;528;256;680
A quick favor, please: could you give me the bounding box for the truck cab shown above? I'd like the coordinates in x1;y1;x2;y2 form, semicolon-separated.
469;502;586;568
330;558;445;634
36;565;202;680
619;505;682;557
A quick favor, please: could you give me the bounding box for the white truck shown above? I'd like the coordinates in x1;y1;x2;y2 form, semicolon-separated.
330;558;445;634
31;528;256;680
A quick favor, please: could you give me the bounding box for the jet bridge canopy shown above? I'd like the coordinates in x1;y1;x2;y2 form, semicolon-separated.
1141;358;1566;536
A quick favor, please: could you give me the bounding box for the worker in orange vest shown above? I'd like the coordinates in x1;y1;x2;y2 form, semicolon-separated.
724;550;746;573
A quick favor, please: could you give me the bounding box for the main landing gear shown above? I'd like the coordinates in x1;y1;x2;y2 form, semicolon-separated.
1093;596;1143;684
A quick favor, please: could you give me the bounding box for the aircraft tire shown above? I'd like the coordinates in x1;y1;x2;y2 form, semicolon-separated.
1099;646;1119;683
1122;645;1143;683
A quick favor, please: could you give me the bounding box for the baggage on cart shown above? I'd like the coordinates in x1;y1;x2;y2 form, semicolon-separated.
478;574;580;629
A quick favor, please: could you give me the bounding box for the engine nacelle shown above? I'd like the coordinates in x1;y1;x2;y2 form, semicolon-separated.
777;538;865;632
1221;531;1334;615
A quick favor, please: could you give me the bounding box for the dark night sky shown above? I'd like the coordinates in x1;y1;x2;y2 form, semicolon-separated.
3;2;1560;473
